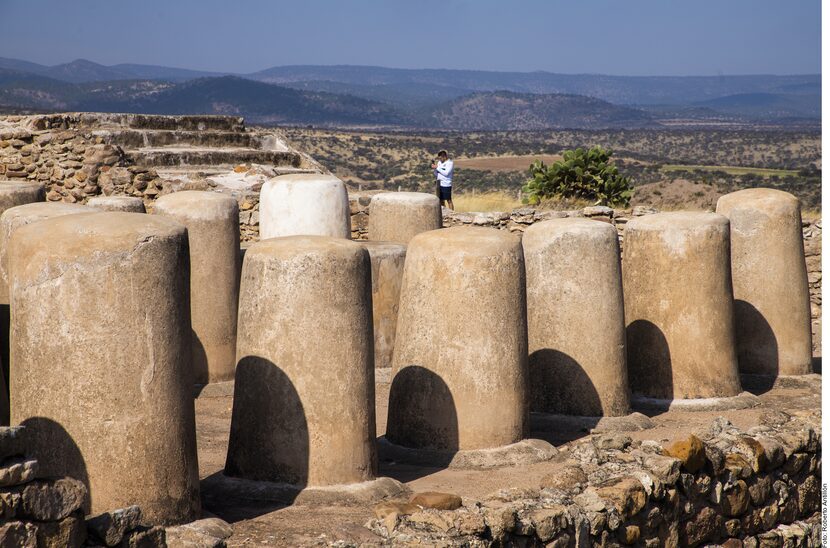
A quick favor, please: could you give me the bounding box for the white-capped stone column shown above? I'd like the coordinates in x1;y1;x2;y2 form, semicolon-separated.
259;174;350;239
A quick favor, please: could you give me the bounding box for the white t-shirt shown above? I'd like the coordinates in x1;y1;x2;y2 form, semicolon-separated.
434;159;454;187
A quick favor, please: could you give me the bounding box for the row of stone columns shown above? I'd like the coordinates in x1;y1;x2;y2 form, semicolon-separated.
0;175;812;520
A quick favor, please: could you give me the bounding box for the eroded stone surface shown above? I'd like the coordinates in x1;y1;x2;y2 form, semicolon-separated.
368;191;441;244
386;227;528;452
524;218;629;417
226;236;375;486
623;212;742;400
9;212;200;524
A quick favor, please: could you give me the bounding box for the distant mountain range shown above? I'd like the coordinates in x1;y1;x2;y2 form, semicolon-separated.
0;57;820;129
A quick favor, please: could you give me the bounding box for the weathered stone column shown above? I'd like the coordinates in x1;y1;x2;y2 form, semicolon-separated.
0;203;90;304
523;218;629;417
259;174;351;239
716;189;812;376
0;182;44;425
88;195;146;213
623;212;741;400
368;192;442;244
359;241;406;369
9;212;200;524
225;236;375;486
0;201;88;425
0;182;45;212
386;226;527;451
153;191;241;383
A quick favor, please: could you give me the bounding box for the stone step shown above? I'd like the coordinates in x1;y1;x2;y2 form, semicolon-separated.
93;129;275;150
126;148;302;168
154;165;316;179
76;113;245;132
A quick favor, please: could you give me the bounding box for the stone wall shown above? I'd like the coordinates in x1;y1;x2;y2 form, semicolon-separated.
0;117;170;202
366;410;822;547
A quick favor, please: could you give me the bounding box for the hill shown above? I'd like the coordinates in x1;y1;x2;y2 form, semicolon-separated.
0;73;408;126
694;92;820;119
426;91;657;130
0;57;820;128
248;64;820;107
0;57;224;83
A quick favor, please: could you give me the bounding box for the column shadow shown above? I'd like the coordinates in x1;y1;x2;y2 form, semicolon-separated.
381;365;458;480
190;329;209;386
626;319;673;414
19;417;90;512
203;356;308;522
527;349;602;445
529;349;603;417
734;300;779;394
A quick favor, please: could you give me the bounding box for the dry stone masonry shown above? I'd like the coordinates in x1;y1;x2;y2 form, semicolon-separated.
367;411;821;547
0;113;321;242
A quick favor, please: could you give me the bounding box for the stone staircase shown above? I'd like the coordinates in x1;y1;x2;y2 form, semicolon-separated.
24;112;320;189
80;114;318;186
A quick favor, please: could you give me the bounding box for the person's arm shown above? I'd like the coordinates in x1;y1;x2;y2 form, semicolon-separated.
435;160;453;177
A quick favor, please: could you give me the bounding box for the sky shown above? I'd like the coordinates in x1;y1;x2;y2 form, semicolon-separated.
0;0;821;76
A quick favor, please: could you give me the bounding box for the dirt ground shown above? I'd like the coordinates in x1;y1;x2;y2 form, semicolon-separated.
192;365;822;547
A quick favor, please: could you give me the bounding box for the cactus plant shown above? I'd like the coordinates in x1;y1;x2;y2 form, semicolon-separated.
522;146;634;206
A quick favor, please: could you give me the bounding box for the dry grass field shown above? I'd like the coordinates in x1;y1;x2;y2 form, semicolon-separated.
455;154;563;172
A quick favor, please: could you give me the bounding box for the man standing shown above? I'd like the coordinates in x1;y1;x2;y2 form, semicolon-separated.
432;150;454;210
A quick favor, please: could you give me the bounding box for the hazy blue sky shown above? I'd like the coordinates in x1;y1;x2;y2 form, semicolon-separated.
1;0;821;75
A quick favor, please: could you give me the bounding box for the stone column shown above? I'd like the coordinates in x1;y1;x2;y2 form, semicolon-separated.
523;218;629;417
716;188;812;376
153;191;241;383
0;202;88;425
386;226;527;451
225;236;375;486
0;182;45;212
623;212;741;400
368;192;442;244
359;241;406;369
259;174;351;239
0;203;90;305
88;195;146;213
9;212;200;525
0;182;44;425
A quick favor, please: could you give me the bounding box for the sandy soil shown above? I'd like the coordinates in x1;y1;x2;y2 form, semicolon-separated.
193;367;821;546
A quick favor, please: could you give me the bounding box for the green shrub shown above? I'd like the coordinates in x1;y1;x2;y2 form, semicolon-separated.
522;146;634;206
